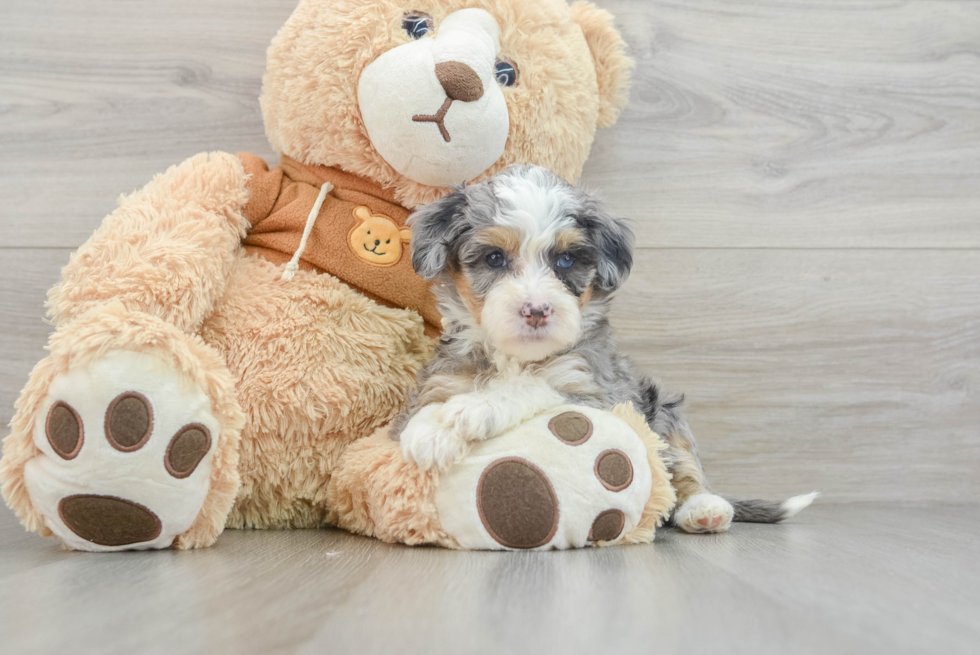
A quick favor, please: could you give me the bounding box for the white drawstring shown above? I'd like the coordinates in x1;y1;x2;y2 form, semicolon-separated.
280;181;333;282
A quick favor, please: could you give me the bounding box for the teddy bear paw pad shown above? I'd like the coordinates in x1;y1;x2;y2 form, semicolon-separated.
436;405;653;550
23;350;219;551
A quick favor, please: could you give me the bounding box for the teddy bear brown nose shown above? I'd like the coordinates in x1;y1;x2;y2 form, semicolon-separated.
435;61;484;102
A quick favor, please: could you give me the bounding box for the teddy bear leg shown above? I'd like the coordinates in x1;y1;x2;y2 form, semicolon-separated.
0;305;244;551
198;257;432;531
1;151;251;550
326;428;459;548
365;403;674;550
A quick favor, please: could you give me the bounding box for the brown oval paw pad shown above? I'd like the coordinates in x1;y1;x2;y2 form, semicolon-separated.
165;424;212;479
589;509;625;542
58;495;162;547
105;392;153;452
46;401;83;460
477;458;559;549
548;411;592;445
594;449;634;491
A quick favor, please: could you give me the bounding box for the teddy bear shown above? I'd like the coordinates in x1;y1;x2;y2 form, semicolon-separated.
0;0;677;551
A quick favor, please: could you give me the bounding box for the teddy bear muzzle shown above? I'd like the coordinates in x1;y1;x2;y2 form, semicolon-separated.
357;8;509;187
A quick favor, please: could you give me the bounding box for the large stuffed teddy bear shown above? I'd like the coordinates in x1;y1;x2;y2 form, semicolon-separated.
1;0;677;551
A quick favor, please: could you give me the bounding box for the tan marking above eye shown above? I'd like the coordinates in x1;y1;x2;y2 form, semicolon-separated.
475;226;521;257
554;229;586;252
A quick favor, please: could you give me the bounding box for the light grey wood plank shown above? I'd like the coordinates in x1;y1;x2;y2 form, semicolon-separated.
0;0;292;248
2;1;979;248
613;248;980;503
587;0;980;248
0;248;64;419
1;502;978;655
2;248;977;504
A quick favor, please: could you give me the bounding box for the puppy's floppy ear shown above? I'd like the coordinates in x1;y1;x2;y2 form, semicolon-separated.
577;195;634;292
408;187;469;279
570;1;634;128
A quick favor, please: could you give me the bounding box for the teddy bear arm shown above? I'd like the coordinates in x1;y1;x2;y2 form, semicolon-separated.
47;151;252;333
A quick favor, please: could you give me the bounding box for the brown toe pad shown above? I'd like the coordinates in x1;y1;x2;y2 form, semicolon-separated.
589;509;625;542
548;411;592;445
477;457;559;549
58;495;163;547
594;449;634;492
164;424;212;479
105;392;153;452
46;401;83;460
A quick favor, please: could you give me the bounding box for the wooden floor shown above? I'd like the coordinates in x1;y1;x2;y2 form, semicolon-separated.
1;1;978;653
1;503;978;655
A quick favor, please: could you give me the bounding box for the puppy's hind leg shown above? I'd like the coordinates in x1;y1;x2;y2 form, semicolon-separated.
666;440;735;534
644;391;733;534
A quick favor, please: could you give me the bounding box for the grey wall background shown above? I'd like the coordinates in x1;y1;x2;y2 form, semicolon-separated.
1;0;977;504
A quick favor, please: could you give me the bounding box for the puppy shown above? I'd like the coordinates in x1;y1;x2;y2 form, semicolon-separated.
395;165;816;533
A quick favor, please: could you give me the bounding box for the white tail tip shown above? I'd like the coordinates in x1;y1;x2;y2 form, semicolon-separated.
781;491;819;518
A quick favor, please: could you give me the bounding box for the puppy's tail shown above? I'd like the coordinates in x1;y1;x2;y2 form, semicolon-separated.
725;492;819;524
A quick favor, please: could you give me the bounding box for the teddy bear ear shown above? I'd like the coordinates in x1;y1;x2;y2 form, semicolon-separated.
569;1;634;128
399;227;412;243
353;206;372;223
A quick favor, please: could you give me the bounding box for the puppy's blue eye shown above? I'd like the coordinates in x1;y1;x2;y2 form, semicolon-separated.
485;250;507;269
494;58;518;87
402;12;433;39
556;254;575;269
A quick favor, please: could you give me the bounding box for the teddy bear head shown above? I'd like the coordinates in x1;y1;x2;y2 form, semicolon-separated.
261;0;632;207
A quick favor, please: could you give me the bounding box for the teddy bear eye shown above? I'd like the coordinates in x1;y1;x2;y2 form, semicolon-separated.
494;58;518;87
386;239;391;244
402;12;434;39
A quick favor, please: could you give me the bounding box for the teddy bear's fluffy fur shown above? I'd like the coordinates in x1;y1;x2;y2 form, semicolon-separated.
1;0;643;550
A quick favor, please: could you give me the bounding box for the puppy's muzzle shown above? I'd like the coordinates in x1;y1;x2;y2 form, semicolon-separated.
522;303;552;328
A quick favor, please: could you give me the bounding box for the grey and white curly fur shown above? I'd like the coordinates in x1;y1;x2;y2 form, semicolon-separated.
394;165;816;533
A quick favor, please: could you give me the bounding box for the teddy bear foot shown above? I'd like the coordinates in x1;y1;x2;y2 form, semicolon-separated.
435;405;670;550
22;349;224;551
2;306;244;551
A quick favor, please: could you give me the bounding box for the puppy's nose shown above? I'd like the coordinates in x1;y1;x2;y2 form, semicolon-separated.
435;61;484;102
521;303;552;328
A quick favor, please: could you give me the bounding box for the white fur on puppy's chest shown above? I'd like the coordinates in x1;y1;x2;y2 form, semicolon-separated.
435;405;652;550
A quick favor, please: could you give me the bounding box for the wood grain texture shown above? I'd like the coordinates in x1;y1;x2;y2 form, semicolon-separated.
1;502;978;655
587;0;980;248
1;1;978;248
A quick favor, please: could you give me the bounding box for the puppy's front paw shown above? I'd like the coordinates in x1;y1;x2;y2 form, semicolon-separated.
674;494;734;534
400;405;471;471
434;395;496;442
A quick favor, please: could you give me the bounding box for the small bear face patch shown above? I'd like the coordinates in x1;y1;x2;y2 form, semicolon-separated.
348;206;412;266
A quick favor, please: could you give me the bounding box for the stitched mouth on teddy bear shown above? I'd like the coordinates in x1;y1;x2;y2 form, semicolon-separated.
412;98;454;143
363;243;388;256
